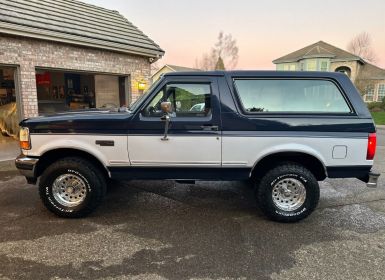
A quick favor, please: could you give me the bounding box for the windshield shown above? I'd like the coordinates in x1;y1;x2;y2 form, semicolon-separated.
129;78;163;112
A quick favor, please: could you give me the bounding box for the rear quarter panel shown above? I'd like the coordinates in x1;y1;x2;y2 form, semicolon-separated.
219;72;375;169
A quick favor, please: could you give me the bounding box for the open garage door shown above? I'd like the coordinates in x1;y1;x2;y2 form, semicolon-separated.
36;69;129;115
0;65;19;161
0;66;18;138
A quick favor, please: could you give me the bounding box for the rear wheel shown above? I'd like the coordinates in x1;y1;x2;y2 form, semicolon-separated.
39;157;107;218
256;163;319;223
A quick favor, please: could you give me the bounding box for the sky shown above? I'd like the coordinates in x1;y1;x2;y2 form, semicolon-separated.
83;0;385;70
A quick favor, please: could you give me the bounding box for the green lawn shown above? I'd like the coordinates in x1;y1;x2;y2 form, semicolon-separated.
371;112;385;125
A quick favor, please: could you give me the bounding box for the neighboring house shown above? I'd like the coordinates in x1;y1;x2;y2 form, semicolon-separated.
0;0;164;123
273;41;385;102
152;64;200;83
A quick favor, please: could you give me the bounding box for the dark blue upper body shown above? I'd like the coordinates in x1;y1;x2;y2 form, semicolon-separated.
21;71;375;134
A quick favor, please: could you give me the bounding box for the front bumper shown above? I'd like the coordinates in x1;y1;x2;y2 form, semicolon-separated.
15;154;39;181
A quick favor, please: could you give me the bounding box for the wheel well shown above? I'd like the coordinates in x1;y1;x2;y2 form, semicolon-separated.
251;152;327;181
35;148;109;179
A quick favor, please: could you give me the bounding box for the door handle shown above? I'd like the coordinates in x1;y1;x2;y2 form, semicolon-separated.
200;125;219;131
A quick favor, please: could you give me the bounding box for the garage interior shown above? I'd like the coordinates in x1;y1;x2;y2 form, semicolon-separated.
36;69;129;115
0;66;19;160
0;66;18;137
0;68;131;160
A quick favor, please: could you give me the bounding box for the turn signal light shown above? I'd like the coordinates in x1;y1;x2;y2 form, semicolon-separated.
19;127;31;150
367;133;376;160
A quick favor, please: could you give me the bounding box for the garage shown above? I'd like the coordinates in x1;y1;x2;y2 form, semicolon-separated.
0;0;164;160
0;0;164;123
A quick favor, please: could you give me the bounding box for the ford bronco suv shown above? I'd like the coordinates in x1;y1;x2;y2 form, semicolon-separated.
16;71;380;222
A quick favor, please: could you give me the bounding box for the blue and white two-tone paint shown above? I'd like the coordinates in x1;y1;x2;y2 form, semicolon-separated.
15;71;380;222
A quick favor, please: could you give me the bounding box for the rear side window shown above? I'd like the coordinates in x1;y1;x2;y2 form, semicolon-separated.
233;79;351;114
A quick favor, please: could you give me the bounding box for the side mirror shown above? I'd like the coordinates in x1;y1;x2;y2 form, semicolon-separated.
160;101;173;114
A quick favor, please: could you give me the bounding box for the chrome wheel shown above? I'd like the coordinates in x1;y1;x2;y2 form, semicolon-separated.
52;174;87;207
272;178;306;211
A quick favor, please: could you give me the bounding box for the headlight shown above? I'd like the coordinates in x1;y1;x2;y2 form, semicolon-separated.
19;127;31;150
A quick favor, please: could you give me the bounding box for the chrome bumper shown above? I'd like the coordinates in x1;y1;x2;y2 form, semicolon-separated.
15;154;39;179
366;171;380;188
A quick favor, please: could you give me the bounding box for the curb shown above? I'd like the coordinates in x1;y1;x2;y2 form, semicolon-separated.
377;125;385;129
0;159;17;172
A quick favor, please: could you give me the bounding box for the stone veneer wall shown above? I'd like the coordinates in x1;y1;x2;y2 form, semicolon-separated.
0;35;152;118
330;61;361;83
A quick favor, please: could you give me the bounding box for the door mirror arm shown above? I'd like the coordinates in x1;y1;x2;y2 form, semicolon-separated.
160;114;171;141
160;101;173;141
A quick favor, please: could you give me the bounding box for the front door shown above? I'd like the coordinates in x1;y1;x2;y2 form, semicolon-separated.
128;76;221;168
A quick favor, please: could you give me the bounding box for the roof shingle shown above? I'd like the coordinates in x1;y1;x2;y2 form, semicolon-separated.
273;41;361;64
0;0;164;58
359;63;385;80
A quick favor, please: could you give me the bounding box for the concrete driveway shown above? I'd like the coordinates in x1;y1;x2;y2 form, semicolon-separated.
0;129;384;280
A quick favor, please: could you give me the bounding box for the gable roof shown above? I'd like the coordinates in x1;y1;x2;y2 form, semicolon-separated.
273;41;362;64
359;63;385;80
151;64;200;79
0;0;164;58
166;64;200;72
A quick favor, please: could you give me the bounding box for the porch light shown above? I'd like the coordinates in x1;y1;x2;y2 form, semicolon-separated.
138;81;146;91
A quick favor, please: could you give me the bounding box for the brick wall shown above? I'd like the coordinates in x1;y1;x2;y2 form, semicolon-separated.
0;35;152;118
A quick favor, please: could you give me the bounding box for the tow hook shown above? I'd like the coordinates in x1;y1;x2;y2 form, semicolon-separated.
367;172;380;188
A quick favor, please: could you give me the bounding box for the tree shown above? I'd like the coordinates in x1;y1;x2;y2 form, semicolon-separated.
347;32;377;62
354;78;372;97
215;56;226;70
196;32;239;70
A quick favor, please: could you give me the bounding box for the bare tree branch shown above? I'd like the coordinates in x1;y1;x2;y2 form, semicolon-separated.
196;32;239;71
347;32;377;62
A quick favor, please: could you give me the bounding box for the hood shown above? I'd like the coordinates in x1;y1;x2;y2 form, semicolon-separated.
20;109;134;134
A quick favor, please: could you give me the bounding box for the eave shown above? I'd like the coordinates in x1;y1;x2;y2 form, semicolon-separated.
0;21;165;59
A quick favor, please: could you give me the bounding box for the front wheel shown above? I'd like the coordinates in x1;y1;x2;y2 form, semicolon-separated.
256;163;320;223
39;157;107;218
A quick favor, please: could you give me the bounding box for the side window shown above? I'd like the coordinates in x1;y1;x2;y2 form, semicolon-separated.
142;83;212;117
233;79;351;114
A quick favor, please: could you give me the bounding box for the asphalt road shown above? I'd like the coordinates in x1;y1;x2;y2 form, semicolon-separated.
0;130;385;280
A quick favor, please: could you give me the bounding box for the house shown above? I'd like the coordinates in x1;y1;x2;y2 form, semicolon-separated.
151;64;200;83
273;41;385;102
0;0;164;125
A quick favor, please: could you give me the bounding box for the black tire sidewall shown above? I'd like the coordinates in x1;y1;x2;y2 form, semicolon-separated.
43;168;92;214
257;165;319;222
270;173;312;218
39;158;105;217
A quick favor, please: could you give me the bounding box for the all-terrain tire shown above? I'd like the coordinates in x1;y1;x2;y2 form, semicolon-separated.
39;157;107;218
256;162;320;223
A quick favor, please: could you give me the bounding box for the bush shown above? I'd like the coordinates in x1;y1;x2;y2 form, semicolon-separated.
367;101;385;112
371;107;383;112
